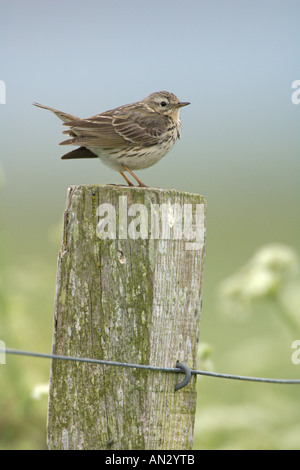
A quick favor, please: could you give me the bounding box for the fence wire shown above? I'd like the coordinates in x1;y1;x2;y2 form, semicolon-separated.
1;347;300;385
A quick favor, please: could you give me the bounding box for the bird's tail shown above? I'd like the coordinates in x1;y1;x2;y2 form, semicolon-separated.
33;102;80;123
61;147;98;160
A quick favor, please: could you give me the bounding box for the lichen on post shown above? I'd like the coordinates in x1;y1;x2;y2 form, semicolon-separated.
47;185;206;450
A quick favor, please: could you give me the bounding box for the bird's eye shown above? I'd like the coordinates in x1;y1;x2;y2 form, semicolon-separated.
160;101;167;107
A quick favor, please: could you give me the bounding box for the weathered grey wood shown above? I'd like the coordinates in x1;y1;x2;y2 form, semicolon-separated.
47;185;206;450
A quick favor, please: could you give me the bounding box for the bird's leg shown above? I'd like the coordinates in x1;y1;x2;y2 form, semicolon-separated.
120;171;134;186
121;164;148;187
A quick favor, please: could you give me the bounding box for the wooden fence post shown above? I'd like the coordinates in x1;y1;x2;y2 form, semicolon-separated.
47;185;206;450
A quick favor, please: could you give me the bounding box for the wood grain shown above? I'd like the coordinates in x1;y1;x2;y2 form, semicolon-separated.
47;185;206;450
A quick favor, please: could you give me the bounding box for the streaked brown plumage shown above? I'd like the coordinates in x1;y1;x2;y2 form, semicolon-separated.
34;91;190;187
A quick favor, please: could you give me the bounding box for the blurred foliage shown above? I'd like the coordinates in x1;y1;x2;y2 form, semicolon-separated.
218;244;300;333
0;251;54;449
0;166;53;449
194;244;300;450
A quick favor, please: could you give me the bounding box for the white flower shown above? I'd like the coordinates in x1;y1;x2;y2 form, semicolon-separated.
218;245;300;323
253;245;299;278
243;267;279;299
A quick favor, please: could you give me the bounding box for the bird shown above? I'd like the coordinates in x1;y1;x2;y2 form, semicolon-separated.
33;91;190;187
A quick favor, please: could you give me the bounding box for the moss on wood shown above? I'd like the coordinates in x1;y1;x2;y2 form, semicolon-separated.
48;185;206;450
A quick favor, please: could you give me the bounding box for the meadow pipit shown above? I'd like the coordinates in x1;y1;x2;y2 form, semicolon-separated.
34;91;190;187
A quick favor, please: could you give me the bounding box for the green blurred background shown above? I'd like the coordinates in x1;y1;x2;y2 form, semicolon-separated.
1;0;300;449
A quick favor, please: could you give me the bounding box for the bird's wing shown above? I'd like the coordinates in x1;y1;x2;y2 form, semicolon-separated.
34;102;126;147
113;107;168;147
60;106;169;148
60;112;127;147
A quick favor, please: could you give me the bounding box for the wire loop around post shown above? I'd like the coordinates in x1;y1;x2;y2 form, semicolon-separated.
174;362;192;391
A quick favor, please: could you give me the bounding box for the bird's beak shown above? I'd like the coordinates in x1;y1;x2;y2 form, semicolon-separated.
172;101;190;109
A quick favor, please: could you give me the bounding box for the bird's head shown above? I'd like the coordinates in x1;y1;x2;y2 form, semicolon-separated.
143;91;190;119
